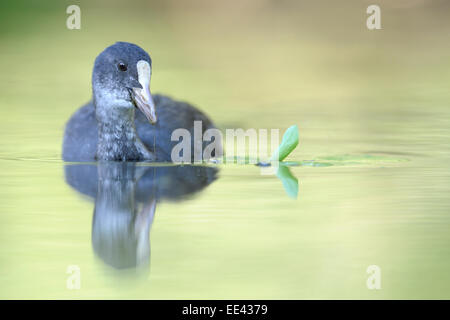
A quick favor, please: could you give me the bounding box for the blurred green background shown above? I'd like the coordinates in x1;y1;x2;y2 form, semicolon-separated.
0;0;449;299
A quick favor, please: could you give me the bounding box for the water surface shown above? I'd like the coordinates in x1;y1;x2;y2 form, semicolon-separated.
0;1;449;299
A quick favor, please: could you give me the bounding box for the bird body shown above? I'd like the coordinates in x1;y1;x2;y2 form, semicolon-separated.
63;94;215;161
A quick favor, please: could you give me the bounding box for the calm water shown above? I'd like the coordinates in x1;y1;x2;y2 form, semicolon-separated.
0;1;450;299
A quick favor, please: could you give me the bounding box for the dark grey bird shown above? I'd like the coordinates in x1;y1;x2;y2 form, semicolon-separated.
63;42;219;162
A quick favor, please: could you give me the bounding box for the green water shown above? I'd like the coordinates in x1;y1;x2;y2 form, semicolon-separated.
0;1;450;299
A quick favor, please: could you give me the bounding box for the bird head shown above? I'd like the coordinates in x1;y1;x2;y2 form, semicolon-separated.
92;42;157;124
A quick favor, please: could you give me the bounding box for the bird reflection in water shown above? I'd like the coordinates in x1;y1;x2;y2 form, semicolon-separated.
64;162;218;270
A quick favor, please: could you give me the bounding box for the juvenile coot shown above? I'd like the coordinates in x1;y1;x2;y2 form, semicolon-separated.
63;42;217;162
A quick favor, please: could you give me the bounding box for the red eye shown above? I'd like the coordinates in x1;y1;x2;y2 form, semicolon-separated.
118;62;127;71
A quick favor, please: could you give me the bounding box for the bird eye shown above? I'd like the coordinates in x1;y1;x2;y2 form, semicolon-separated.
117;62;127;72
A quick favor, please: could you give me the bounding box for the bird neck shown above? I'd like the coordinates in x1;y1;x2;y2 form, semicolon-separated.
94;97;154;161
